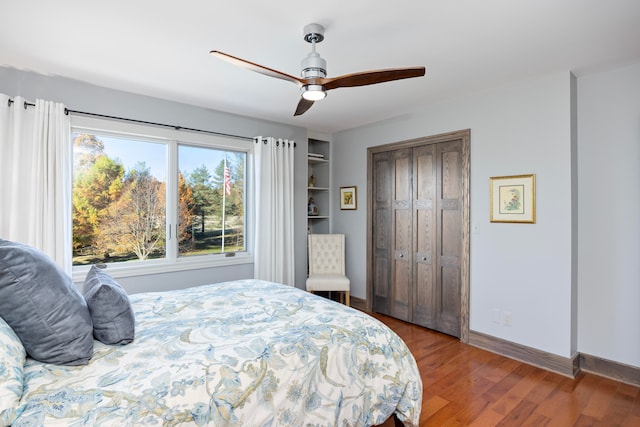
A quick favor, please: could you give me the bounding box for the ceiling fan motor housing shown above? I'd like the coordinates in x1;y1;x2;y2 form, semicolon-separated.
301;52;326;78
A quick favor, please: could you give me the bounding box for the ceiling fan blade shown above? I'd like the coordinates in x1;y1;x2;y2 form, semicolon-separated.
294;98;315;116
321;67;426;91
210;50;304;86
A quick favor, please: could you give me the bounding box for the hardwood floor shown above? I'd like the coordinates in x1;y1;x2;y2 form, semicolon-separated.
371;312;640;426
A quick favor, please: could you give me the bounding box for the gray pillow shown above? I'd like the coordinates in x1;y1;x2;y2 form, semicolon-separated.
0;239;94;365
83;265;135;345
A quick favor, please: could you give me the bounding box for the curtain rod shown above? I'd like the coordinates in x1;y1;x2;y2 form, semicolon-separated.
254;138;296;148
64;108;255;142
7;98;36;109
8;98;295;146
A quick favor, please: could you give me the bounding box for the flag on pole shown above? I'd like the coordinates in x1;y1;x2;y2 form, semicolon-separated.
222;156;230;252
224;163;231;195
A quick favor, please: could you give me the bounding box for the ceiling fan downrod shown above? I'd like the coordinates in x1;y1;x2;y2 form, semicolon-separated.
301;23;326;79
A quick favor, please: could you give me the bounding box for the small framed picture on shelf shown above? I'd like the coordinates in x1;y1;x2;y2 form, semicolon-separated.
490;174;536;223
340;186;357;210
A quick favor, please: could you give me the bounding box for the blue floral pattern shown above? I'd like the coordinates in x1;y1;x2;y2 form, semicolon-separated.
0;316;26;426
13;280;421;426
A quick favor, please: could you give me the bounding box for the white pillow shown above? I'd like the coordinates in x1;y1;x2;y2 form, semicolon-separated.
0;316;25;426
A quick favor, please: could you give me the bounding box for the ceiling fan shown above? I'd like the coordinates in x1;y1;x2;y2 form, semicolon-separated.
210;23;426;116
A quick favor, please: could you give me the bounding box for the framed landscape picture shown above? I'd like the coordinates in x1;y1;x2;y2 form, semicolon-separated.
340;186;357;210
490;174;536;223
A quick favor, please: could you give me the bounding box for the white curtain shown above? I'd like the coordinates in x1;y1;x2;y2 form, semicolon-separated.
253;136;295;285
0;94;72;273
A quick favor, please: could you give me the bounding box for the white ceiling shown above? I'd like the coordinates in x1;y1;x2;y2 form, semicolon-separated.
2;1;639;134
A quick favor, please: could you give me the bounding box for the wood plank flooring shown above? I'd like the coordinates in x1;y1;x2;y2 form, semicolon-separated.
371;312;640;426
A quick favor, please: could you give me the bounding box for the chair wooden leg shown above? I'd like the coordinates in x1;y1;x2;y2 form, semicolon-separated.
345;291;350;307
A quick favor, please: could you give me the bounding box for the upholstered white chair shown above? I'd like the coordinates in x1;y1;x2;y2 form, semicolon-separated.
306;234;350;306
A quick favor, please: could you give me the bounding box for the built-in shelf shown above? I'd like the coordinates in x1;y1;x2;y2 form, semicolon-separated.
307;139;331;235
307;157;329;165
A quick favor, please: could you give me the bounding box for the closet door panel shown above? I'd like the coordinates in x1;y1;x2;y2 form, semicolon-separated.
436;141;463;337
374;208;389;301
441;150;460;199
439;265;461;336
413;145;436;328
390;151;412;321
393;209;411;320
374;256;389;298
372;153;392;315
415;210;435;328
442;210;461;257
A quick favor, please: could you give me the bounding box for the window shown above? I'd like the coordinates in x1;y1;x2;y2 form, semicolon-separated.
71;116;251;277
177;145;246;257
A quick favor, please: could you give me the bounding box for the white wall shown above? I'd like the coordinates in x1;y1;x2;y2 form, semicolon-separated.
0;67;311;294
332;72;576;358
577;62;640;368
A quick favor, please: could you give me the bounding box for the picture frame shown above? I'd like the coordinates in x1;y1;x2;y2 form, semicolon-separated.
490;174;536;223
340;186;357;210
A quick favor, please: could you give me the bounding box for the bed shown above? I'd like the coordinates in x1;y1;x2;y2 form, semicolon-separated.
2;278;422;426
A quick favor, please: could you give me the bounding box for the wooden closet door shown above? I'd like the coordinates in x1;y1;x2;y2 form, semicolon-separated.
372;148;412;322
413;144;437;329
368;130;469;340
371;140;464;338
435;140;463;337
371;150;392;317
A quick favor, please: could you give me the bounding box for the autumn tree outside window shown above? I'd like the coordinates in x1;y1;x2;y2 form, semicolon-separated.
71;118;249;272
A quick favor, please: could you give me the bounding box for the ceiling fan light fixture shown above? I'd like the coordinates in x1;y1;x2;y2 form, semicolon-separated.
301;85;326;101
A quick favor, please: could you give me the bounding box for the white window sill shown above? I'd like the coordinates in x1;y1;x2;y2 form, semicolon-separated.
72;252;253;283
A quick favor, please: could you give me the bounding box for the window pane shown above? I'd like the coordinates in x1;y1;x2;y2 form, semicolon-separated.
178;145;246;257
72;133;167;265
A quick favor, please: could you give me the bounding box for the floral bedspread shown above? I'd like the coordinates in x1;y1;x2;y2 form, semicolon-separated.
13;279;422;426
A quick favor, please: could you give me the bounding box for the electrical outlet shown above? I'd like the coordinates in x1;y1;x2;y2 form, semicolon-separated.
504;311;512;326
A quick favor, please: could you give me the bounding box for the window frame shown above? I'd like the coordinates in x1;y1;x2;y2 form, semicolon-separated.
70;115;254;283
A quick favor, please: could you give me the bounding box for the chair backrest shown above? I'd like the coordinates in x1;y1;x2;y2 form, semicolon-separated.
308;234;345;275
